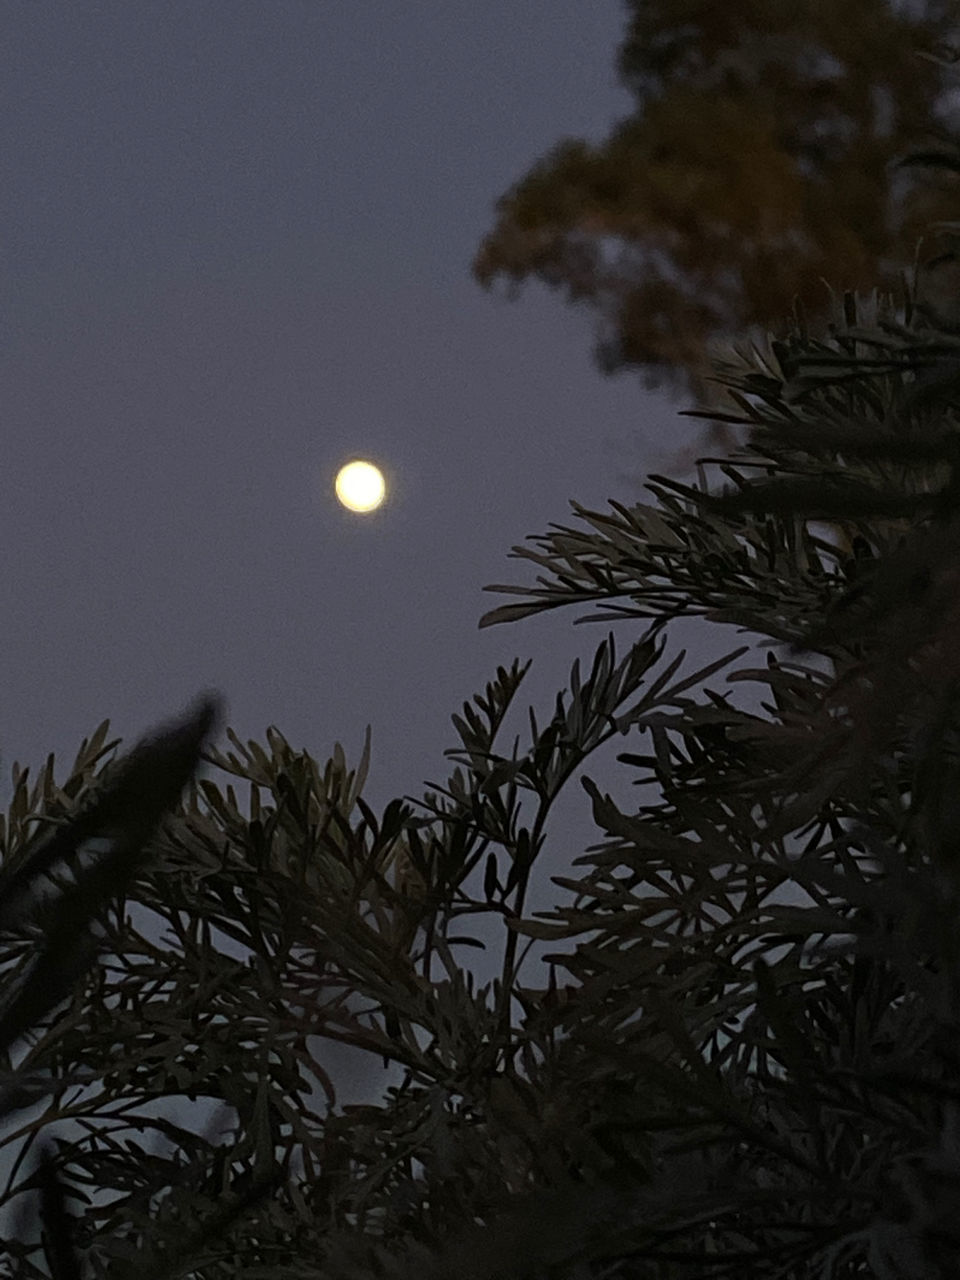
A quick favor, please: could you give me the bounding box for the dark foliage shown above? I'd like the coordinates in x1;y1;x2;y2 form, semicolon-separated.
8;278;960;1276
0;697;220;1276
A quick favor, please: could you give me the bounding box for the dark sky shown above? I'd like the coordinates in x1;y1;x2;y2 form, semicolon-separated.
2;1;697;818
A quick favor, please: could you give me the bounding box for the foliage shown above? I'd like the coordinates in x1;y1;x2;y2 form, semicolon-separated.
473;0;960;402
471;281;960;1276
8;276;960;1276
1;647;684;1274
0;698;221;1276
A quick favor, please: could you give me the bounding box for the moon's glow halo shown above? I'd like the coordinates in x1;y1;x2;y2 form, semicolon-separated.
335;460;386;513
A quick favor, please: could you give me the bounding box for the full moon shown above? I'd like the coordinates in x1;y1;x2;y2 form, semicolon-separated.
335;460;386;513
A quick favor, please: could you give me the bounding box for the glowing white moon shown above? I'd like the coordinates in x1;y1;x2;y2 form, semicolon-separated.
335;460;385;513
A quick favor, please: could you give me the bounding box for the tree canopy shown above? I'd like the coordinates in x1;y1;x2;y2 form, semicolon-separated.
474;0;960;401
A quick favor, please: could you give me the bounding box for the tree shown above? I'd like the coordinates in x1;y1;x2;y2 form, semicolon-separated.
8;268;960;1275
473;0;960;403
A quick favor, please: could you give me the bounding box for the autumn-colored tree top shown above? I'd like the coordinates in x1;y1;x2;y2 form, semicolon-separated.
474;0;960;401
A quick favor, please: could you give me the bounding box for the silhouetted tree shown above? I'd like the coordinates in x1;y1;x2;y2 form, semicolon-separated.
474;0;960;403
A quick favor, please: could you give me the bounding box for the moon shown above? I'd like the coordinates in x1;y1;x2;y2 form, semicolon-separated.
335;460;386;513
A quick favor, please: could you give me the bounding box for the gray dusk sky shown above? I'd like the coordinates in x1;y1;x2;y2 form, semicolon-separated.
1;1;698;817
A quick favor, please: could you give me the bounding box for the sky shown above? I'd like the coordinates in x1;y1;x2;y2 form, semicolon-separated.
0;10;809;1237
0;6;754;1170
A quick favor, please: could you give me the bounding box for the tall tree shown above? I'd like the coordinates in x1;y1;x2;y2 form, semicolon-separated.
474;0;960;403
